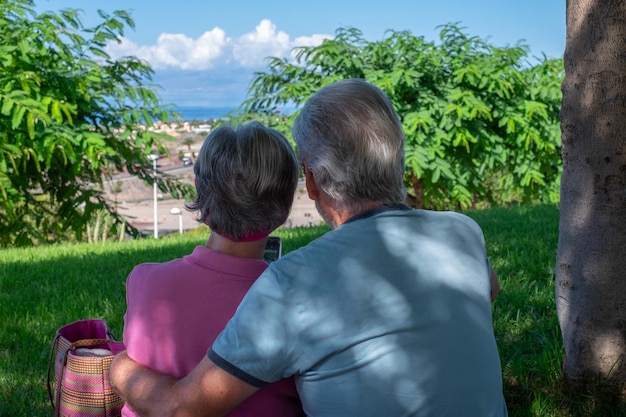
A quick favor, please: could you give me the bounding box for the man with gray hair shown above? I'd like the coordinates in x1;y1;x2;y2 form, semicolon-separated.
111;79;508;417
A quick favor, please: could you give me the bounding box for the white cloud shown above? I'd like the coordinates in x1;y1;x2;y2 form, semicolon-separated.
106;19;331;71
104;20;333;108
106;28;229;70
232;19;291;67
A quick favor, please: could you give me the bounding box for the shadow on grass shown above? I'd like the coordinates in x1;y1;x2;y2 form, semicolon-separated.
0;225;329;416
469;204;562;416
5;205;624;417
469;204;626;416
558;379;626;417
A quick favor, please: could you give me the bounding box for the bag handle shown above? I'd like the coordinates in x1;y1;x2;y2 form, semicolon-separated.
46;332;61;409
69;338;115;350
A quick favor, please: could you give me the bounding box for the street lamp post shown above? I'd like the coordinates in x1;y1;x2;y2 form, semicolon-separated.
170;207;183;235
148;154;159;239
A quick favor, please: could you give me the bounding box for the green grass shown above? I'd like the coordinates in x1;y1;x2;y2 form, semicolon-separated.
0;204;624;416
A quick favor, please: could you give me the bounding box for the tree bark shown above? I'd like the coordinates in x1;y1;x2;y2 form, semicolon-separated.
406;174;425;209
557;0;626;393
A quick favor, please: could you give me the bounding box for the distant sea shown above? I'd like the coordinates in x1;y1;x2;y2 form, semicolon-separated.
171;105;297;122
172;106;239;121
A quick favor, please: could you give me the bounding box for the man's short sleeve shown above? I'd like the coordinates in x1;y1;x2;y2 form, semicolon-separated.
210;267;299;384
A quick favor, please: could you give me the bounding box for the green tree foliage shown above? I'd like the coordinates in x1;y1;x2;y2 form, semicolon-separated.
243;24;563;209
0;0;192;246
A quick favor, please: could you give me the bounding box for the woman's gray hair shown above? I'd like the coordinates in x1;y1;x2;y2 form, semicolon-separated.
292;79;406;210
186;122;298;240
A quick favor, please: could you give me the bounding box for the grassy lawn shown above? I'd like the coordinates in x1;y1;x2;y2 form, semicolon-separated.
0;204;623;416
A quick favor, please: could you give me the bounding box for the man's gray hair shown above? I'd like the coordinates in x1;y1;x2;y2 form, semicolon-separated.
292;79;406;210
186;122;298;240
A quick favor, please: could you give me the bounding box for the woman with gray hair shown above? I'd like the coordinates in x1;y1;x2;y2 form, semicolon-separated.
188;122;299;240
120;122;302;417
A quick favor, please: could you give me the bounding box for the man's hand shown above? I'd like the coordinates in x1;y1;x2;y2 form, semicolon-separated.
110;351;259;417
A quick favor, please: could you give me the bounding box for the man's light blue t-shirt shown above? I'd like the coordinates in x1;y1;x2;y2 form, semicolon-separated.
210;208;508;417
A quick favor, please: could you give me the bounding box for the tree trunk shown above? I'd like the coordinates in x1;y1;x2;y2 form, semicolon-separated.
406;174;425;209
557;0;626;394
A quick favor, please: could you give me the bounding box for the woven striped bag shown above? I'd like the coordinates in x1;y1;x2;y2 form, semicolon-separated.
47;319;126;417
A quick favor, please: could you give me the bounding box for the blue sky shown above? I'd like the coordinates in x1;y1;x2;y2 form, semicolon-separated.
35;0;566;109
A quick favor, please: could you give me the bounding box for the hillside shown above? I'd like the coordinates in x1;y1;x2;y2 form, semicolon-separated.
101;134;323;235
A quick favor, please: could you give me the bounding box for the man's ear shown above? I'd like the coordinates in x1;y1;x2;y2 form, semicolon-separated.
303;161;319;201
